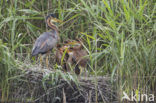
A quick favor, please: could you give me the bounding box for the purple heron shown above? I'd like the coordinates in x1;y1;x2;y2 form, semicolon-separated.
56;40;88;75
32;14;62;68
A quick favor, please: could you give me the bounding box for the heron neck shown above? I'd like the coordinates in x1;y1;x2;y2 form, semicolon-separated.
46;19;59;33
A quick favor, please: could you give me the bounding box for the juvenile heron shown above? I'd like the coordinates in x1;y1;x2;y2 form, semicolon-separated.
32;14;62;68
56;40;88;75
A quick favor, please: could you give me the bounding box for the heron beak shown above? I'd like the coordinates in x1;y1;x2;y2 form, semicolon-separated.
55;19;63;23
66;41;80;45
51;18;63;23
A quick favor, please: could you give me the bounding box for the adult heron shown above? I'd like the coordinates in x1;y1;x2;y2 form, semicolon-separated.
32;14;62;68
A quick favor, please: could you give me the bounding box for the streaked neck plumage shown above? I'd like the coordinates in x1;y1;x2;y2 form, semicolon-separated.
46;18;59;40
46;18;59;33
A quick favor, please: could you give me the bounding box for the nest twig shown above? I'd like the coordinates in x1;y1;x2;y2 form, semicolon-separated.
8;68;117;103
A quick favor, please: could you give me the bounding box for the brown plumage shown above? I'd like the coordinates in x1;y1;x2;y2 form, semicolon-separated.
55;44;69;71
55;40;88;75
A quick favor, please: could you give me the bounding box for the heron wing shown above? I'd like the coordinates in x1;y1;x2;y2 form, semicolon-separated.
32;32;58;55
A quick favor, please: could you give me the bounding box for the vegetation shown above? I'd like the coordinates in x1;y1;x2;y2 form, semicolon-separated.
0;0;155;102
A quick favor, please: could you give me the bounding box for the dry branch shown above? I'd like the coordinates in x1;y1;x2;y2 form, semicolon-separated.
9;68;117;103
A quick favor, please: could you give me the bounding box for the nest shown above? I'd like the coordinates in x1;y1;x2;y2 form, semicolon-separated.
8;67;117;103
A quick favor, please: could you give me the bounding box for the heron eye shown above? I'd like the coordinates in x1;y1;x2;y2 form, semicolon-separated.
69;47;73;49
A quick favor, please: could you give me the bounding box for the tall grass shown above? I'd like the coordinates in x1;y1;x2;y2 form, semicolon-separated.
0;39;17;101
0;0;155;102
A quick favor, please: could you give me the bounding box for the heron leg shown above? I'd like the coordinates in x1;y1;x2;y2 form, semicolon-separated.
79;66;82;75
80;66;86;77
66;55;73;72
40;55;43;68
46;51;50;69
46;56;49;68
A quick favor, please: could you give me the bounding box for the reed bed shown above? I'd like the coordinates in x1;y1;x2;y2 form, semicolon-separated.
0;0;155;102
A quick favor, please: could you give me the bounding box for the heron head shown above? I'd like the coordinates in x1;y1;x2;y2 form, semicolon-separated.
65;40;82;49
46;13;62;23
